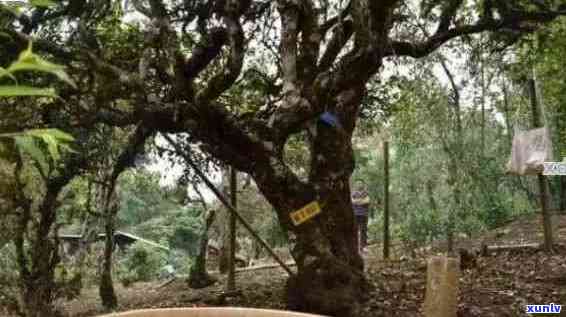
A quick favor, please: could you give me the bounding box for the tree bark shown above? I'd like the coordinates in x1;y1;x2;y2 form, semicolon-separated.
251;88;370;317
13;158;79;317
99;184;118;309
187;182;217;289
96;125;149;308
19;274;58;317
18;230;60;317
188;209;217;289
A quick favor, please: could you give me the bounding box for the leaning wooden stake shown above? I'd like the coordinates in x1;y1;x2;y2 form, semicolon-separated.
423;256;460;317
162;134;295;277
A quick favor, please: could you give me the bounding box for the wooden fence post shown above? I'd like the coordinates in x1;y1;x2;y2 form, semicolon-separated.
227;167;237;290
528;77;554;252
383;140;390;260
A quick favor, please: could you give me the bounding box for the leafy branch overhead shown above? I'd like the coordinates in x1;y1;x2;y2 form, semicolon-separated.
0;129;76;176
0;42;76;97
0;41;76;175
5;0;562;174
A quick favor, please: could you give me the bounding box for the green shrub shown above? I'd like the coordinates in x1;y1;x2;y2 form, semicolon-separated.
166;250;192;276
117;242;166;284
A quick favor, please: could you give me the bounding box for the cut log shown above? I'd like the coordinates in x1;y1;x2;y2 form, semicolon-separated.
236;261;297;273
483;243;540;255
487;243;540;250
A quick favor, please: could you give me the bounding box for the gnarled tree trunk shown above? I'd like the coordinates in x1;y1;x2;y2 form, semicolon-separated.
96;125;150;309
252;88;371;316
14;159;79;317
188;209;217;289
99;183;119;309
18;232;60;317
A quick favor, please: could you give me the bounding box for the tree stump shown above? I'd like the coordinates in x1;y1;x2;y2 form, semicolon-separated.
423;256;460;317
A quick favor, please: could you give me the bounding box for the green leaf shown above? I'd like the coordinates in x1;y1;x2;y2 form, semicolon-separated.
0;4;22;17
57;142;78;154
8;61;75;88
26;129;77;160
0;67;17;83
30;0;56;7
14;135;49;174
0;86;56;97
42;134;60;161
2;129;76;174
7;43;76;88
25;129;75;143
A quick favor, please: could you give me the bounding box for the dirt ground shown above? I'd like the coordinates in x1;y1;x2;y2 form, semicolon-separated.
38;214;566;316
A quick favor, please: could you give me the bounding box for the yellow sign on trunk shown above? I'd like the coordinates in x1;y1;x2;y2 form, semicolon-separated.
290;201;321;226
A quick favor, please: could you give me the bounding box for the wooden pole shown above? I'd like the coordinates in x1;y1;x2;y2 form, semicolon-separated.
528;78;554;252
227;167;237;290
480;49;486;157
162;134;295;276
383;141;390;260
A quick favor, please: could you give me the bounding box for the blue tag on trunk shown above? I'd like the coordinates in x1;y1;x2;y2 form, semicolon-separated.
319;111;342;129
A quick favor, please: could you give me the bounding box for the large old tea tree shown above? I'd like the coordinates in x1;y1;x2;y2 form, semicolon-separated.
2;0;566;316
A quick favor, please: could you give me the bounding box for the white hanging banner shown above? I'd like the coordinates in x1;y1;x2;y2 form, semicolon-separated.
506;127;553;175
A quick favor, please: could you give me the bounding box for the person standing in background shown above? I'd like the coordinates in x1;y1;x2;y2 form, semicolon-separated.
352;181;370;254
